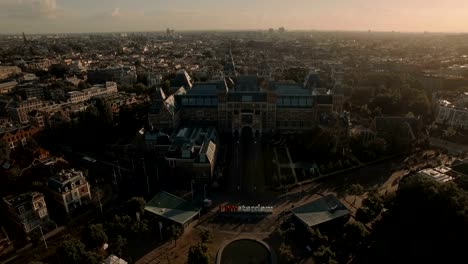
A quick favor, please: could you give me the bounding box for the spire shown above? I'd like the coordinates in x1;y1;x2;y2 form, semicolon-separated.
22;32;28;44
224;49;237;77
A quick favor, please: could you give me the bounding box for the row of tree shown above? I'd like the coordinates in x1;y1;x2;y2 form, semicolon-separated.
278;174;468;264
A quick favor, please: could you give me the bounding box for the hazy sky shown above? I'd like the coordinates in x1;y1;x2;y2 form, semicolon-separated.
1;0;468;33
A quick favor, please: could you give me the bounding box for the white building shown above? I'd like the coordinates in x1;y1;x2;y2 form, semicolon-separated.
66;82;118;103
47;169;92;213
435;100;468;129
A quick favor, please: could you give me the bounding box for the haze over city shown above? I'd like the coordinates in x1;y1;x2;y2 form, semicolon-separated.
1;0;468;33
3;0;468;264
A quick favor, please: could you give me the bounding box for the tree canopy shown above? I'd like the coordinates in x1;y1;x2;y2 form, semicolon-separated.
187;243;211;264
56;237;102;264
364;175;468;264
82;224;108;250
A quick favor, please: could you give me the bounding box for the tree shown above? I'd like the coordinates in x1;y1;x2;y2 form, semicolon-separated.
134;83;147;93
187;243;211;264
278;243;295;264
94;97;113;125
82;224;108;250
0;139;10;160
347;184;365;205
81;251;103;264
168;225;182;246
364;175;468;264
109;235;127;259
356;189;385;224
56;238;87;264
78;81;87;90
337;222;370;262
125;197;146;219
313;245;338;264
307;228;329;248
199;229;213;244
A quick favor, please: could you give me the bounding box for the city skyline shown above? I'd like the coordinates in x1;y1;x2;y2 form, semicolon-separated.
1;0;468;34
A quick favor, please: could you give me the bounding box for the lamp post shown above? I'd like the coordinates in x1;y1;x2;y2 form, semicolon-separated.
40;226;47;249
191;180;195;202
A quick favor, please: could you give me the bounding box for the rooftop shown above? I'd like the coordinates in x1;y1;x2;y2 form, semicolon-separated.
274;83;310;96
145;191;201;225
292;194;350;227
417;167;454;183
102;254;128;264
3;192;44;208
49;169;84;184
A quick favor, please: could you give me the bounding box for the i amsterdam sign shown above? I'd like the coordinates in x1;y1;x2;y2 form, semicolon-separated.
219;205;274;214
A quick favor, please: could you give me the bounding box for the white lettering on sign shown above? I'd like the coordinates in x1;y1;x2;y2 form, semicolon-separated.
219;204;274;214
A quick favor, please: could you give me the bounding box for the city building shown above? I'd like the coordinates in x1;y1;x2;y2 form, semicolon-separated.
66;82;118;103
147;127;218;180
0;125;40;150
0;81;17;94
6;98;44;124
149;71;341;135
16;84;46;100
435;100;468;129
0;66;21;80
27;110;47;128
87;66;137;87
2;192;49;234
47;169;92;214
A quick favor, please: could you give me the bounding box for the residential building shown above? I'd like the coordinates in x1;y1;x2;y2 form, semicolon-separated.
27;110;47;128
6;98;44;123
87;66;137;87
0;125;39;150
2;192;49;234
0;66;21;80
66;82;118;103
47;169;92;213
0;81;17;94
16;84;46;100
